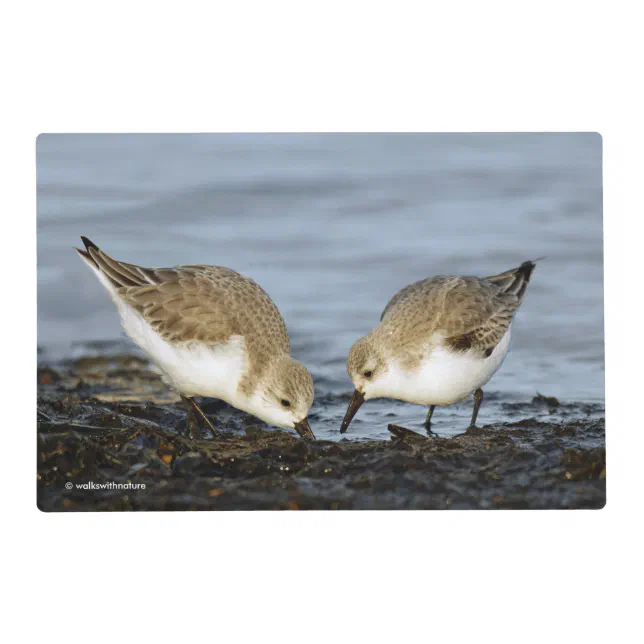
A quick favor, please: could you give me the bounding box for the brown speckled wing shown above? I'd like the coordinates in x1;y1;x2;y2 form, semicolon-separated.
380;261;536;358
124;266;290;351
82;241;291;365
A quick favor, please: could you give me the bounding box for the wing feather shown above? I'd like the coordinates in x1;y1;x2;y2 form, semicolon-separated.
379;262;537;357
76;237;291;360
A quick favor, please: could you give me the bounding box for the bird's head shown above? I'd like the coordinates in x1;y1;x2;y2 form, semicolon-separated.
254;356;315;439
341;334;387;433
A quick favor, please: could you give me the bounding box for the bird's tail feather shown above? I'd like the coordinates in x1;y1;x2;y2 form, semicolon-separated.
487;258;544;300
74;237;158;289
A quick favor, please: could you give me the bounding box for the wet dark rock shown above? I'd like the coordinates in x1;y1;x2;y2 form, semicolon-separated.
38;367;62;385
533;392;561;407
387;424;427;442
243;425;266;439
173;452;215;476
37;353;606;511
560;447;606;481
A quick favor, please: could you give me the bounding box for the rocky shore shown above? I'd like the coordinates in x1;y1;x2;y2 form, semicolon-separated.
37;354;606;511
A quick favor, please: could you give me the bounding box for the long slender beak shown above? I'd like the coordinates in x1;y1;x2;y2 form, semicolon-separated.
340;389;365;433
294;417;315;440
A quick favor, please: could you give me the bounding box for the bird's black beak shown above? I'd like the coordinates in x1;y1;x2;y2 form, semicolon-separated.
294;417;315;440
340;389;365;433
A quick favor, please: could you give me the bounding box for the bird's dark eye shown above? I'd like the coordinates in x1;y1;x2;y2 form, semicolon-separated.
281;399;291;407
363;370;373;378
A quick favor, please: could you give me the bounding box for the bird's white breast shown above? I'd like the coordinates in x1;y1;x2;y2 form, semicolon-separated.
115;296;249;404
369;327;512;406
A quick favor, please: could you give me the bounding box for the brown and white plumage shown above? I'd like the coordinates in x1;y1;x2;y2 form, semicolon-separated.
341;261;538;433
75;237;314;438
379;261;536;361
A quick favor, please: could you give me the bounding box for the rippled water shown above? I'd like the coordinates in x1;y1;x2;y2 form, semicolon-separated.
37;133;604;440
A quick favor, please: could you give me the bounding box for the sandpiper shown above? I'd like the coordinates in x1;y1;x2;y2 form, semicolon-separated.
75;237;315;440
340;261;539;434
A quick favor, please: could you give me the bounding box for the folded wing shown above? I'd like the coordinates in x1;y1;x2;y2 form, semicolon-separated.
75;237;291;351
380;261;537;358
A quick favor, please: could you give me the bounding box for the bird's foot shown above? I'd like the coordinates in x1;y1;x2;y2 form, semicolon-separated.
188;420;202;441
180;395;218;440
177;416;201;440
187;397;220;439
424;424;439;438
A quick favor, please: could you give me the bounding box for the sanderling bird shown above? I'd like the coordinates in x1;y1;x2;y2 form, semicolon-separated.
340;260;539;434
75;237;315;440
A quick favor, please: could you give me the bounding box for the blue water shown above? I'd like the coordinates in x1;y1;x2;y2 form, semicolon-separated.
37;133;604;440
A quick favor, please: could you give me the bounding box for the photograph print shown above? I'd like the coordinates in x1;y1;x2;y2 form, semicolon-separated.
36;133;605;511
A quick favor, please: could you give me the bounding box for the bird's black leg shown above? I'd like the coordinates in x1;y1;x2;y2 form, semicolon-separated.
468;388;484;429
424;405;438;436
180;395;201;440
187;396;219;438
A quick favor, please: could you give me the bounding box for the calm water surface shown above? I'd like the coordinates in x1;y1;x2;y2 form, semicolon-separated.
37;134;604;440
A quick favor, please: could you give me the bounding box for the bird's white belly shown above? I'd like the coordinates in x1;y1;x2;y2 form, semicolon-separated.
377;327;512;406
116;298;248;402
